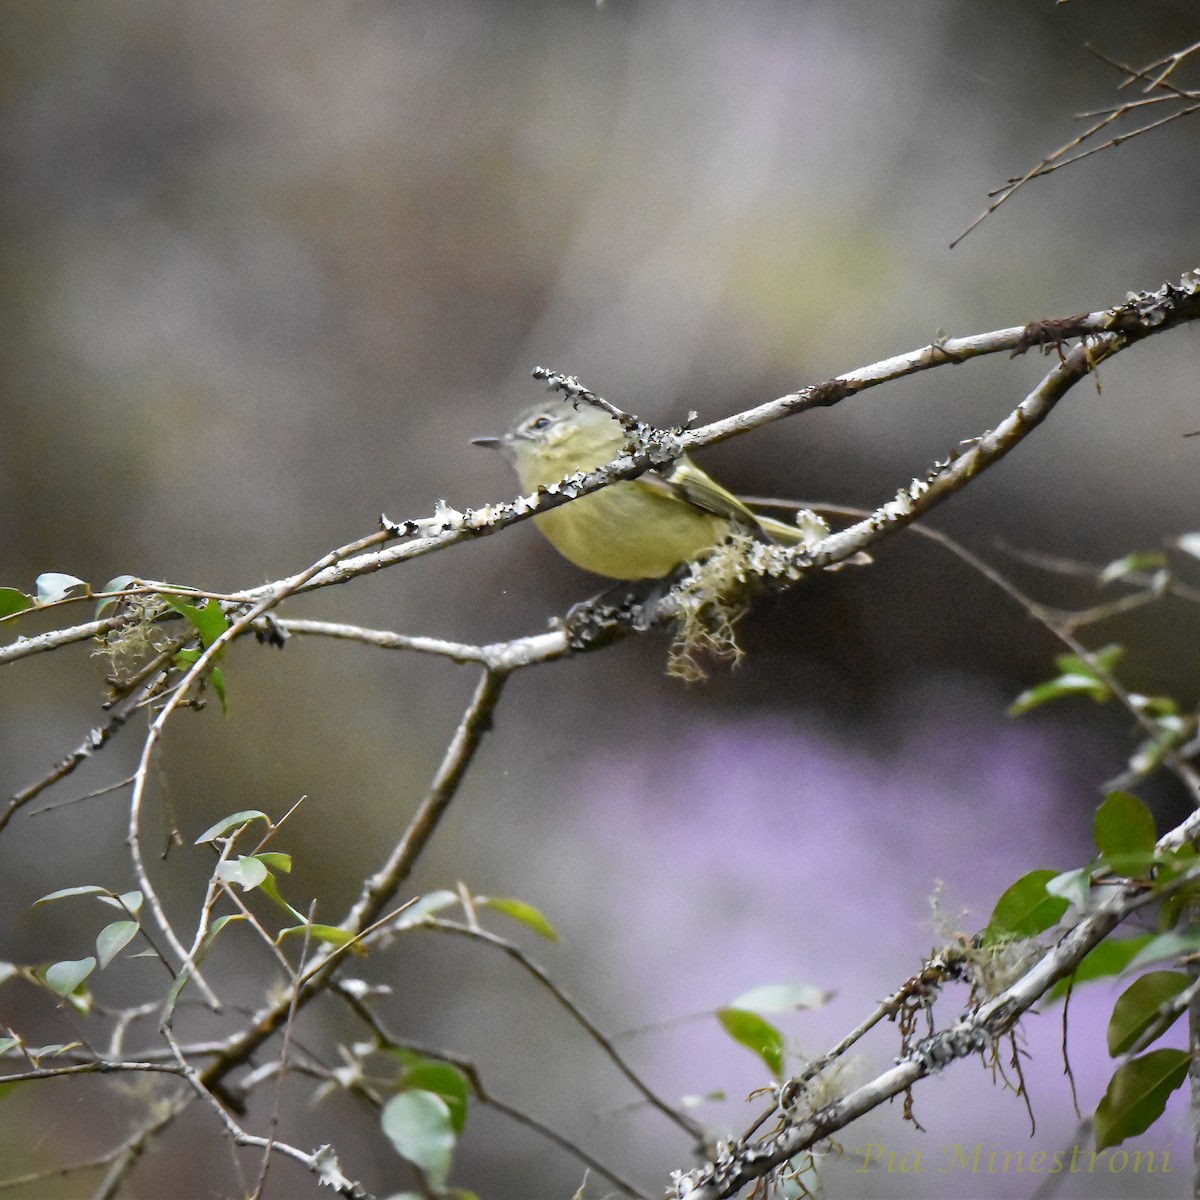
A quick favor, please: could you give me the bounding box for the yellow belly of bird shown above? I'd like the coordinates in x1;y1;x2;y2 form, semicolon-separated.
533;481;725;579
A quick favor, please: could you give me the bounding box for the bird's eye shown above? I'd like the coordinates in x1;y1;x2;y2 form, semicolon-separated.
530;415;552;431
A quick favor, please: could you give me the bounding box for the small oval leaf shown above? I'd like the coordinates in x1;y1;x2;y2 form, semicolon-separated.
984;869;1069;943
716;1008;785;1078
1094;791;1157;859
1094;1049;1190;1150
35;573;89;605
0;588;33;619
381;1090;456;1188
95;575;140;617
195;811;269;844
97;890;144;914
403;1062;470;1135
478;896;558;941
1044;867;1094;911
278;923;357;949
216;857;269;890
44;957;96;996
1107;971;1190;1057
96;921;140;969
392;890;459;930
34;885;109;905
1126;929;1200;974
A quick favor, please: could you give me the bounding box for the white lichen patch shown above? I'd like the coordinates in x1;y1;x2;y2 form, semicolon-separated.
411;499;467;535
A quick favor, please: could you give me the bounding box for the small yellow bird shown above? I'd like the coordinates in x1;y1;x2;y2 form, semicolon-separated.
473;401;822;580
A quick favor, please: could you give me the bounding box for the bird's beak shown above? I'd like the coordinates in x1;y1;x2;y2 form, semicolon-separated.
470;436;502;449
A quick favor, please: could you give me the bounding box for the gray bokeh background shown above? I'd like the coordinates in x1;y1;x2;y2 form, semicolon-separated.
2;2;1197;1197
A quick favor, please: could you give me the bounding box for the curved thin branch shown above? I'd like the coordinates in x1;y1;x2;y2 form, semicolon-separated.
198;666;508;1094
163;1028;371;1200
333;983;651;1199
419;917;705;1145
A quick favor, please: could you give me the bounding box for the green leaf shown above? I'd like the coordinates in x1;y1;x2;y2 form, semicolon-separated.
44;957;96;996
278;923;357;949
34;885;109;905
97;890;144;914
1099;553;1169;586
1098;850;1162;880
1009;677;1103;715
161;594;229;647
1044;868;1093;911
216;857;269;890
1126;928;1200;973
1094;1049;1190;1150
256;852;292;874
195;811;269;844
1156;887;1200;933
258;873;305;921
95;575;140;617
0;588;32;619
1128;717;1190;780
209;914;242;938
159;916;243;1025
1009;646;1125;715
478;896;558;941
716;1008;785;1078
209;666;228;714
1065;645;1124;675
1094;791;1156;858
1107;971;1190;1057
96;921;139;969
983;869;1069;943
728;983;833;1014
1047;935;1152;1000
381;1090;456;1188
163;596;231;712
160;967;192;1022
402;1061;470;1134
392;890;459;929
35;573;89;605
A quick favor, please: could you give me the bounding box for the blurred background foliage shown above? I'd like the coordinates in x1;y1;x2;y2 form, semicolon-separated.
1;1;1197;1197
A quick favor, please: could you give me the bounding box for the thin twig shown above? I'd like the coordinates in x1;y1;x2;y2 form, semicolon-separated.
333;984;651;1199
163;1027;372;1200
952;43;1200;246
125;528;389;1010
198;667;508;1093
418;917;704;1144
2;676;157;833
747;502;1200;802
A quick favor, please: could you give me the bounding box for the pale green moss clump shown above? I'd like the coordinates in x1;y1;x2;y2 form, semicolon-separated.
666;509;833;681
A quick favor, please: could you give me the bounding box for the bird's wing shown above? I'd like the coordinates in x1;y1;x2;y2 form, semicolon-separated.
639;458;826;546
637;456;764;527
